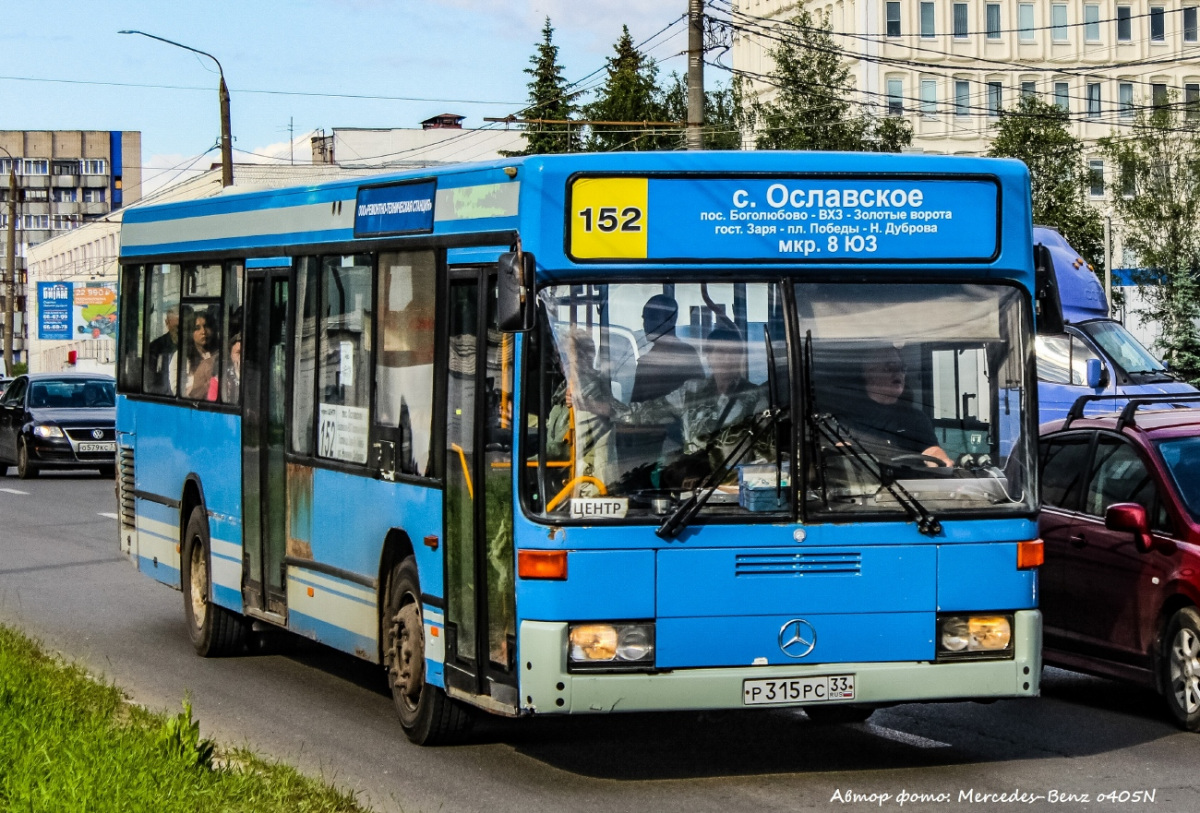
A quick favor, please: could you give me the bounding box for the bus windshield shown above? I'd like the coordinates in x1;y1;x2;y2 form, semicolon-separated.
524;281;790;521
802;282;1035;517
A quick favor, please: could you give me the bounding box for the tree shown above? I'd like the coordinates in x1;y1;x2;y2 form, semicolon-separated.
662;74;744;150
746;8;911;153
987;95;1104;269
508;18;581;156
1100;95;1200;381
582;26;676;151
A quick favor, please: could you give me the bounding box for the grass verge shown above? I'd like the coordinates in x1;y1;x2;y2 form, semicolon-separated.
0;624;373;812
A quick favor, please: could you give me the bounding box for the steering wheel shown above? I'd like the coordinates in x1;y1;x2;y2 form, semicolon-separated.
887;453;950;468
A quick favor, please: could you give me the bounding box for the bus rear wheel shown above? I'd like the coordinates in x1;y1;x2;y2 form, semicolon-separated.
181;506;245;657
383;557;473;745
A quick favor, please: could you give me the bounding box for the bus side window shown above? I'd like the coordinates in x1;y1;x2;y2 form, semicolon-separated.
374;251;437;476
143;264;182;397
316;254;373;465
118;265;145;393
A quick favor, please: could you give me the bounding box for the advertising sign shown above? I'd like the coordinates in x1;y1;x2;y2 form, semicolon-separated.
568;175;1000;263
37;282;118;341
38;282;73;340
354;180;437;237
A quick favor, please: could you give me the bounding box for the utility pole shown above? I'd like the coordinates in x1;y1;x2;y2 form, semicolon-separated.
1;145;16;373
687;0;705;150
120;30;233;187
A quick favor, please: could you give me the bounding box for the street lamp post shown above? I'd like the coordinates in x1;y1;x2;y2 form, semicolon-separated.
0;145;17;373
119;30;233;187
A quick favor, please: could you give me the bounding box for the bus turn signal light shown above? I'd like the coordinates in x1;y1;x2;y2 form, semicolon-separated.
1017;539;1044;569
518;549;567;580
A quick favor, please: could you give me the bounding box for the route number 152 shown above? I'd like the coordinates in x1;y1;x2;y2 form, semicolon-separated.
578;206;643;233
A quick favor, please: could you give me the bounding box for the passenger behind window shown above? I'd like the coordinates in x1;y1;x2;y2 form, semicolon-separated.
185;307;221;400
146;306;180;395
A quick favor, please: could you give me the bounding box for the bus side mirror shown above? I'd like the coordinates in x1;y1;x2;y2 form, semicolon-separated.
1034;244;1065;336
497;251;535;333
1085;358;1108;389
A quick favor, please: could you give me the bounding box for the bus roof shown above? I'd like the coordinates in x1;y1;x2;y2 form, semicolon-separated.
120;151;1034;282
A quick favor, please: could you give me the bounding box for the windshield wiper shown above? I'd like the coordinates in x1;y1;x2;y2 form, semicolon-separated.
656;405;787;540
810;412;943;537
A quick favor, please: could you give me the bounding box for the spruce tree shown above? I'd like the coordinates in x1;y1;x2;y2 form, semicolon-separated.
510;18;580;155
583;26;674;151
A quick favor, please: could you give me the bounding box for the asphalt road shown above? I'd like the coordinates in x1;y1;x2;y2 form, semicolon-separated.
2;472;1200;813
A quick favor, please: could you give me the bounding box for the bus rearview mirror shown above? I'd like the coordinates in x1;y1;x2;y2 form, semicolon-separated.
498;251;536;333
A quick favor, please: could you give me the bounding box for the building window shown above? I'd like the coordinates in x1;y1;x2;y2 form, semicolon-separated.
24;189;49;202
987;81;1003;116
81;159;108;175
887;1;902;36
52;160;76;176
52;188;77;203
1022;81;1037;98
1054;82;1071;112
0;159;10;175
82;188;106;203
953;2;968;37
1116;6;1132;41
888;78;905;115
51;215;80;230
921;79;938;114
24;214;50;230
1150;7;1165;41
986;3;1001;38
920;1;935;36
1089;160;1105;197
1086;83;1102;117
1187;83;1200;119
21;159;48;175
1120;82;1134;117
1084;4;1100;41
1186;7;1198;42
955;79;971;115
1153;82;1169;108
1052;4;1068;41
1019;4;1035;41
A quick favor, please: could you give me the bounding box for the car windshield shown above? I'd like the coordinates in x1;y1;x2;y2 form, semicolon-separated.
1077;320;1167;375
28;379;116;409
523;281;790;522
1158;436;1200;516
800;282;1036;518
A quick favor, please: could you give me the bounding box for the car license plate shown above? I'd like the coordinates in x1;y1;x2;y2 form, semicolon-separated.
77;442;116;453
743;674;855;706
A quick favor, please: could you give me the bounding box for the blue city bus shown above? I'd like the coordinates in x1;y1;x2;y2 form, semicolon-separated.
116;151;1043;744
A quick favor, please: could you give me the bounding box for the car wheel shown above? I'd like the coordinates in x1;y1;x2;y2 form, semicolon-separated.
1163;607;1200;731
382;557;473;745
17;439;38;479
804;704;875;724
181;506;245;657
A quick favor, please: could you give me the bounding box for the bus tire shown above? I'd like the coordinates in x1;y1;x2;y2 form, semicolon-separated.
181;506;245;657
804;704;874;724
17;440;38;479
1163;607;1200;731
383;557;473;745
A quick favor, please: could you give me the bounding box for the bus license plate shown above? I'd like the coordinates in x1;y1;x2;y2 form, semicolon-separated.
743;674;855;706
78;442;116;453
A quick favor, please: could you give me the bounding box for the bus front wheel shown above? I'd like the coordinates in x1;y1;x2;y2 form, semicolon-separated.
181;506;245;657
383;557;473;745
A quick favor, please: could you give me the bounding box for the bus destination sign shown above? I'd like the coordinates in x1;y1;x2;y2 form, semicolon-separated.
354;180;437;237
568;176;999;263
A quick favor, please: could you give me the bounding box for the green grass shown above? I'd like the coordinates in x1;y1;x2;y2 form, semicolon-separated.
0;624;373;813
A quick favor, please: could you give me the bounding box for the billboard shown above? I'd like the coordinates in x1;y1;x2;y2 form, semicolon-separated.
38;282;117;341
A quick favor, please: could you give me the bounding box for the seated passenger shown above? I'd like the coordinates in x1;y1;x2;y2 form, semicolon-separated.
630;294;705;402
546;330;612;496
837;346;952;466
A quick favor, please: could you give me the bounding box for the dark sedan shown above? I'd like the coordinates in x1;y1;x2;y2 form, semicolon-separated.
0;373;116;478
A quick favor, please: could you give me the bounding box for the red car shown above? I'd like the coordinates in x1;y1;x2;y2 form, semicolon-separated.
1039;394;1200;730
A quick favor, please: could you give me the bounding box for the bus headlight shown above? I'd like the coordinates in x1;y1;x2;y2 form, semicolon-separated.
937;614;1013;660
568;622;655;671
33;425;64;438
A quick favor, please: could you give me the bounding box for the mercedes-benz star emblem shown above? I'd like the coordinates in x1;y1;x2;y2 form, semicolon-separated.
778;619;817;658
92;429;104;439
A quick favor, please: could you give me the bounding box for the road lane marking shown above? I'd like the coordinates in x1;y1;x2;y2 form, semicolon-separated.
98;512;118;519
855;722;951;748
0;488;29;495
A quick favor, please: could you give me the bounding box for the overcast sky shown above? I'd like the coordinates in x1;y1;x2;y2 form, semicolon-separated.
3;1;704;192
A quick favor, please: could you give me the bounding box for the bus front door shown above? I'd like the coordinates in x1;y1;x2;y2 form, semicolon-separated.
442;270;518;712
242;269;290;620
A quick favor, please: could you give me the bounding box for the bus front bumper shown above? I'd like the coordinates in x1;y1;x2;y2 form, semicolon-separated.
519;610;1040;714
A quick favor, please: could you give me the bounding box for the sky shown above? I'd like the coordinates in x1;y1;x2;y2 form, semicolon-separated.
2;1;705;194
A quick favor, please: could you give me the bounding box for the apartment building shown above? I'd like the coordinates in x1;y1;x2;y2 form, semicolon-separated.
0;130;142;366
731;1;1199;160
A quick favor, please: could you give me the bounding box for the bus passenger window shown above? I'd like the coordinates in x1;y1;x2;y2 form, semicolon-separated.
143;264;182;396
317;254;373;465
292;258;319;454
221;264;244;404
375;251;437;476
118;265;145;393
